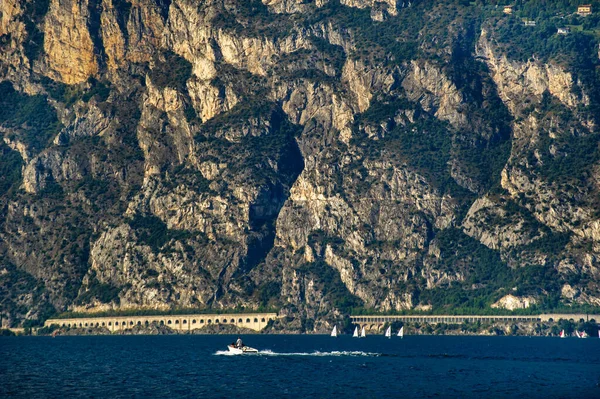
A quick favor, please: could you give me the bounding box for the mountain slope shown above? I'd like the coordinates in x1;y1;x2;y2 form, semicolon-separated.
1;0;600;329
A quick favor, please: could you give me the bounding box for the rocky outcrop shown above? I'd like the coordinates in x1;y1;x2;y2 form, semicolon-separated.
462;195;543;251
476;28;589;114
340;0;399;20
43;0;98;84
402;60;466;127
1;0;600;328
491;294;537;311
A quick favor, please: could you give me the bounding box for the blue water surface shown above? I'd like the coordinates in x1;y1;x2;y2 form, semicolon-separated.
1;335;599;398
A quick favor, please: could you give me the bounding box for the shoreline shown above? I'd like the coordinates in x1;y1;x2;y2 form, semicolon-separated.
5;319;598;338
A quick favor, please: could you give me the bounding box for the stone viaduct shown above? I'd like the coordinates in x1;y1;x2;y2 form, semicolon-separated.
351;314;600;331
44;312;279;332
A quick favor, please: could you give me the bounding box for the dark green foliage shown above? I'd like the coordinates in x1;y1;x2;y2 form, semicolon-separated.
39;176;65;200
128;214;202;252
76;277;121;305
309;1;420;64
356;113;473;205
197;102;303;183
20;302;56;328
493;3;600;66
198;101;278;137
357;97;412;125
0;82;62;153
536;129;600;185
516;231;572;260
212;0;292;38
36;324;60;335
148;51;193;91
448;34;513;192
434;227;511;288
22;0;50;65
308;229;345;249
0;142;23;195
165;164;212;193
41;77;111;106
256;281;281;307
0;262;47;327
298;260;363;312
417;228;563;312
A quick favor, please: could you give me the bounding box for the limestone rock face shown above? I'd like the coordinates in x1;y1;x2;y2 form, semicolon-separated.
491;294;537;311
476;28;588;113
340;0;399;19
402;61;465;127
43;0;98;84
1;0;600;328
100;0;126;71
462;195;543;252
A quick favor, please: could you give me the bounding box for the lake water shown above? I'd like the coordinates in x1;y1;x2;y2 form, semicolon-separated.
1;335;599;398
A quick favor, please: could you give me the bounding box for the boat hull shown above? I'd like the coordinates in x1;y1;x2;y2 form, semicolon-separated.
227;345;259;354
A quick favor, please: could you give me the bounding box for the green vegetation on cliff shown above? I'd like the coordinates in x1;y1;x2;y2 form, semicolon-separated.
2;0;600;329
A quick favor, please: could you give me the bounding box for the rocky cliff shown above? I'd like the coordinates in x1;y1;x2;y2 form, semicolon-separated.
1;0;599;330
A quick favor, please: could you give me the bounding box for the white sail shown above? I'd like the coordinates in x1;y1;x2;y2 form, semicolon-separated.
398;326;404;338
353;326;359;337
385;326;391;338
575;330;581;338
331;325;337;337
360;326;366;338
559;329;565;338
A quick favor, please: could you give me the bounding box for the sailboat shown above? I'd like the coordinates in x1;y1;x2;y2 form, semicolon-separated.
352;326;359;338
580;331;589;338
331;325;338;337
559;329;566;338
385;326;391;338
360;326;366;338
398;326;404;339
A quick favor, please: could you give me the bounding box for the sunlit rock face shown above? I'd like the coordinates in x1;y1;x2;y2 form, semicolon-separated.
1;0;599;329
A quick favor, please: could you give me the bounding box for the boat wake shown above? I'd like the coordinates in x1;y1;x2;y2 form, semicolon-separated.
214;350;381;357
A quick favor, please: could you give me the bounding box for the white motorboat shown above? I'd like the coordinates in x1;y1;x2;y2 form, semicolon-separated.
227;345;259;354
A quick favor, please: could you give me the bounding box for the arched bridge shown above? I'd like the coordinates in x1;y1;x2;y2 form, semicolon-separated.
350;314;600;331
45;313;279;332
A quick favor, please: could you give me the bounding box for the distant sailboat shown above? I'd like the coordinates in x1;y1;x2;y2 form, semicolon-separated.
360;326;366;338
385;326;391;338
559;329;566;338
398;326;404;339
353;326;359;338
580;331;589;338
331;325;338;337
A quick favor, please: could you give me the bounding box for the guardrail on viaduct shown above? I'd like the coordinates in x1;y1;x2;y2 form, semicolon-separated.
45;313;279;332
